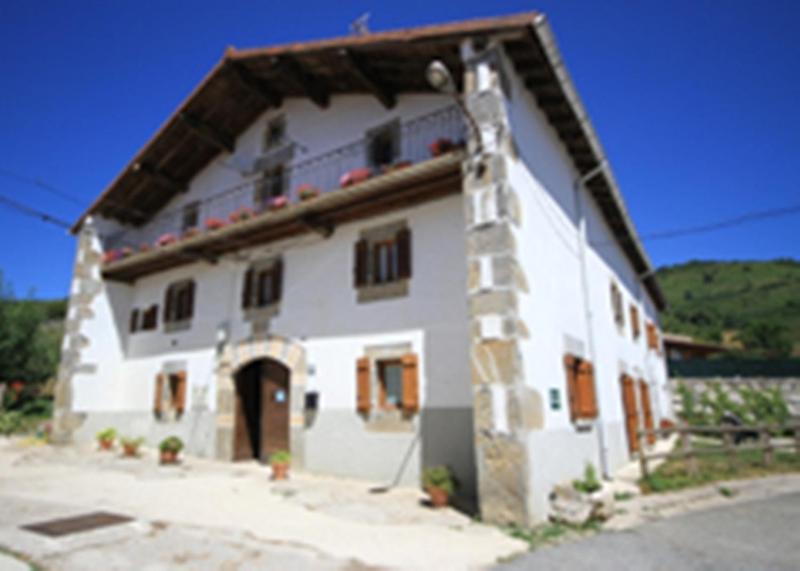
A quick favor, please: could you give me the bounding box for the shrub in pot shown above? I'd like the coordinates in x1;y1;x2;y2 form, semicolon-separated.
268;195;289;211
205;217;227;231
102;250;121;264
422;465;456;508
229;207;256;223
270;450;291;480
120;436;144;458
159;436;184;465
339;168;372;188
96;427;117;451
297;184;321;201
120;246;134;258
155;233;177;248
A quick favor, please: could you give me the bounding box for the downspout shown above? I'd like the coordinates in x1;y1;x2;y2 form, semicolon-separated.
574;161;611;479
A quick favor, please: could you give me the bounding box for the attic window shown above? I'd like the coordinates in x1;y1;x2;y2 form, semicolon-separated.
366;121;400;169
264;116;286;151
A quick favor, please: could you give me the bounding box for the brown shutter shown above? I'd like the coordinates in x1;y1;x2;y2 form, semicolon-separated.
356;357;371;413
639;379;655;444
186;281;195;319
129;309;140;333
630;305;640;338
354;239;369;287
154;373;165;416
397;227;412;279
164;285;174;323
401;353;419;413
563;355;578;422
576;361;598;419
175;371;188;415
272;259;283;302
242;268;253;309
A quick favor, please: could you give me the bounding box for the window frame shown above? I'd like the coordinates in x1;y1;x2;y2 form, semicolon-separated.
377;358;404;411
164;280;195;330
181;201;200;233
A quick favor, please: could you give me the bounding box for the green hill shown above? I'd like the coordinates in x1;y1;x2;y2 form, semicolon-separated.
656;259;800;356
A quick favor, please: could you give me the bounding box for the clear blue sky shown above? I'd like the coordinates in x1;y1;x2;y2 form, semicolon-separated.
1;0;798;299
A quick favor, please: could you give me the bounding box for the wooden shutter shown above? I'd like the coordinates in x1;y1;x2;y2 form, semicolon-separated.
401;353;419;414
563;355;579;422
175;371;188;415
242;268;253;309
356;357;371;413
186;281;195;319
639;379;655;444
621;375;639;452
129;309;140;333
397;228;412;279
630;305;640;338
354;239;369;287
272;259;283;302
164;285;174;323
154;373;165;416
576;361;598;419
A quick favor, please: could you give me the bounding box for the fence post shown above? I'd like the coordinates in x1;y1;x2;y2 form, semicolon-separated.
680;424;698;477
723;428;737;471
638;430;649;479
795;424;800;456
760;425;774;467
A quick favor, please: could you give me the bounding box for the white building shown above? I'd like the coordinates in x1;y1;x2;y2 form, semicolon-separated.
55;12;672;525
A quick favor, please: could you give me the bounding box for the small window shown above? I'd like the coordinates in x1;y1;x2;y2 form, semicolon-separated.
164;281;195;326
610;282;625;329
630;305;641;339
154;371;187;420
366;121;400;169
181;202;200;233
141;305;158;331
372;240;399;285
242;259;283;310
378;359;404;410
354;226;411;290
254;165;286;209
264;116;286;151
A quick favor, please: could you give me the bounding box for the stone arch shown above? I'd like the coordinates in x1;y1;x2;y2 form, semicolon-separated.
214;335;307;466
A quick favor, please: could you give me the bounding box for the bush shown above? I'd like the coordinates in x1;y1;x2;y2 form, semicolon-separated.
677;381;790;429
270;449;291;464
573;463;602;494
19;397;53;417
159;436;184;453
120;436;144;448
422;465;456;494
0;411;23;435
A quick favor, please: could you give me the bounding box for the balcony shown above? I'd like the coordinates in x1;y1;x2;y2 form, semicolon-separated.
102;105;466;281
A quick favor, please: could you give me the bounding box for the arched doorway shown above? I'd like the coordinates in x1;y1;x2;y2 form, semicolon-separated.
233;358;290;461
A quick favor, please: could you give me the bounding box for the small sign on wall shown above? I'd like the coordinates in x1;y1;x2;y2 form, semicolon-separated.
549;388;561;411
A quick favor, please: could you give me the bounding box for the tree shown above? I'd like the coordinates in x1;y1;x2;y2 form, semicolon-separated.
736;320;792;358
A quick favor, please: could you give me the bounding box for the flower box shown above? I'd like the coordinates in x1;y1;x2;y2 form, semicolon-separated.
102;250;121;264
428;138;456;157
268;195;289;211
339;168;372;188
204;217;227;231
297;184;321;201
155;233;177;248
229;207;256;223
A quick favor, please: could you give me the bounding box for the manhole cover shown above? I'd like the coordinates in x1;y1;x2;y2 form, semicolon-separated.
21;511;134;538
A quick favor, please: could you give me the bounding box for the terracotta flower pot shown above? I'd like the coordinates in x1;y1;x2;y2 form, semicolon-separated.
160;450;179;465
427;486;449;508
98;438;114;451
122;444;139;457
271;462;289;481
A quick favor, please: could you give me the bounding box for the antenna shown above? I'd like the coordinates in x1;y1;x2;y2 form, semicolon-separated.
350;13;370;36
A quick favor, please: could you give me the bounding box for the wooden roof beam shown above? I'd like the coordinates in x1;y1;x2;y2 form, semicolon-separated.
271;56;330;109
226;60;283;108
178;112;235;154
339;49;396;109
132;162;187;194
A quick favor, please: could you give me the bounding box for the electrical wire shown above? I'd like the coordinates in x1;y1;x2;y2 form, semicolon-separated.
0;193;72;229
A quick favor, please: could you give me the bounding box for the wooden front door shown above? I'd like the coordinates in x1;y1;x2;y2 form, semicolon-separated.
233;359;290;461
621;375;639;453
639;380;656;445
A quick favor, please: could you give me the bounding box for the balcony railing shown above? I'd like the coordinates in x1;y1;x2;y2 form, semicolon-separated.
103;105;465;256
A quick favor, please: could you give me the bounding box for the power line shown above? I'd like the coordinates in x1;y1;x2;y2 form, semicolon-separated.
0;167;84;207
0;193;72;230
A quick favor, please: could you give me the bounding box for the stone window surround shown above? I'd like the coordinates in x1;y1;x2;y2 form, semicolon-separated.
356;220;410;304
362;342;415;433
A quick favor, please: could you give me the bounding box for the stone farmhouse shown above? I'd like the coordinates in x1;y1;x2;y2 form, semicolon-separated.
55;12;672;524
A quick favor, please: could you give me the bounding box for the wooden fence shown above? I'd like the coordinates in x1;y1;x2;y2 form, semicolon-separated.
637;423;800;479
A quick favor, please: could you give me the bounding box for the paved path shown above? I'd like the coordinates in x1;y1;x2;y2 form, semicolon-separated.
500;492;800;571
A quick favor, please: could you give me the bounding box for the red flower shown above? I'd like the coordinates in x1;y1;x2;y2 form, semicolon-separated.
228;207;256;223
268;195;289;210
428;138;456;157
102;250;122;264
155;233;177;248
297;184;320;200
204;217;227;231
339;168;372;188
10;380;24;393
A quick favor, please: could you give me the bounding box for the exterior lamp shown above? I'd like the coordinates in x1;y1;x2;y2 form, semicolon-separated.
425;60;483;156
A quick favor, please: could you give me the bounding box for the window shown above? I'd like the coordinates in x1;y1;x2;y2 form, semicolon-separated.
141;305;158;331
182;202;200;233
354;226;411;289
129;308;140;334
154;371;187;420
164;280;195;327
610;282;625;329
242;259;283;310
563;354;598;423
378;359;404;410
630;304;641;339
264;116;286;151
254;165;286;209
366;121;400;169
646;322;660;351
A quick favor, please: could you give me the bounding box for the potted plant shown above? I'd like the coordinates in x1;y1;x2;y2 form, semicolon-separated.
119;246;134;259
270;450;291;480
155;233;177;248
428;138;456;157
159;436;184;465
339;167;372;188
297;184;320;201
229;207;256;223
422;465;456;508
182;227;199;240
268;195;289;211
102;250;121;264
139;243;152;253
120;436;144;458
204;217;227;231
96;427;117;451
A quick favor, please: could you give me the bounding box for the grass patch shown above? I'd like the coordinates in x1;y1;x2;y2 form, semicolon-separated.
613;491;635;502
640;446;800;494
503;519;601;551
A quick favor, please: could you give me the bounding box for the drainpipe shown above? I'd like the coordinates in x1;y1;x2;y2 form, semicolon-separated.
574;161;611;479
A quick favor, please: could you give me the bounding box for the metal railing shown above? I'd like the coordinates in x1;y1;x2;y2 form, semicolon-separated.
104;105;465;254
